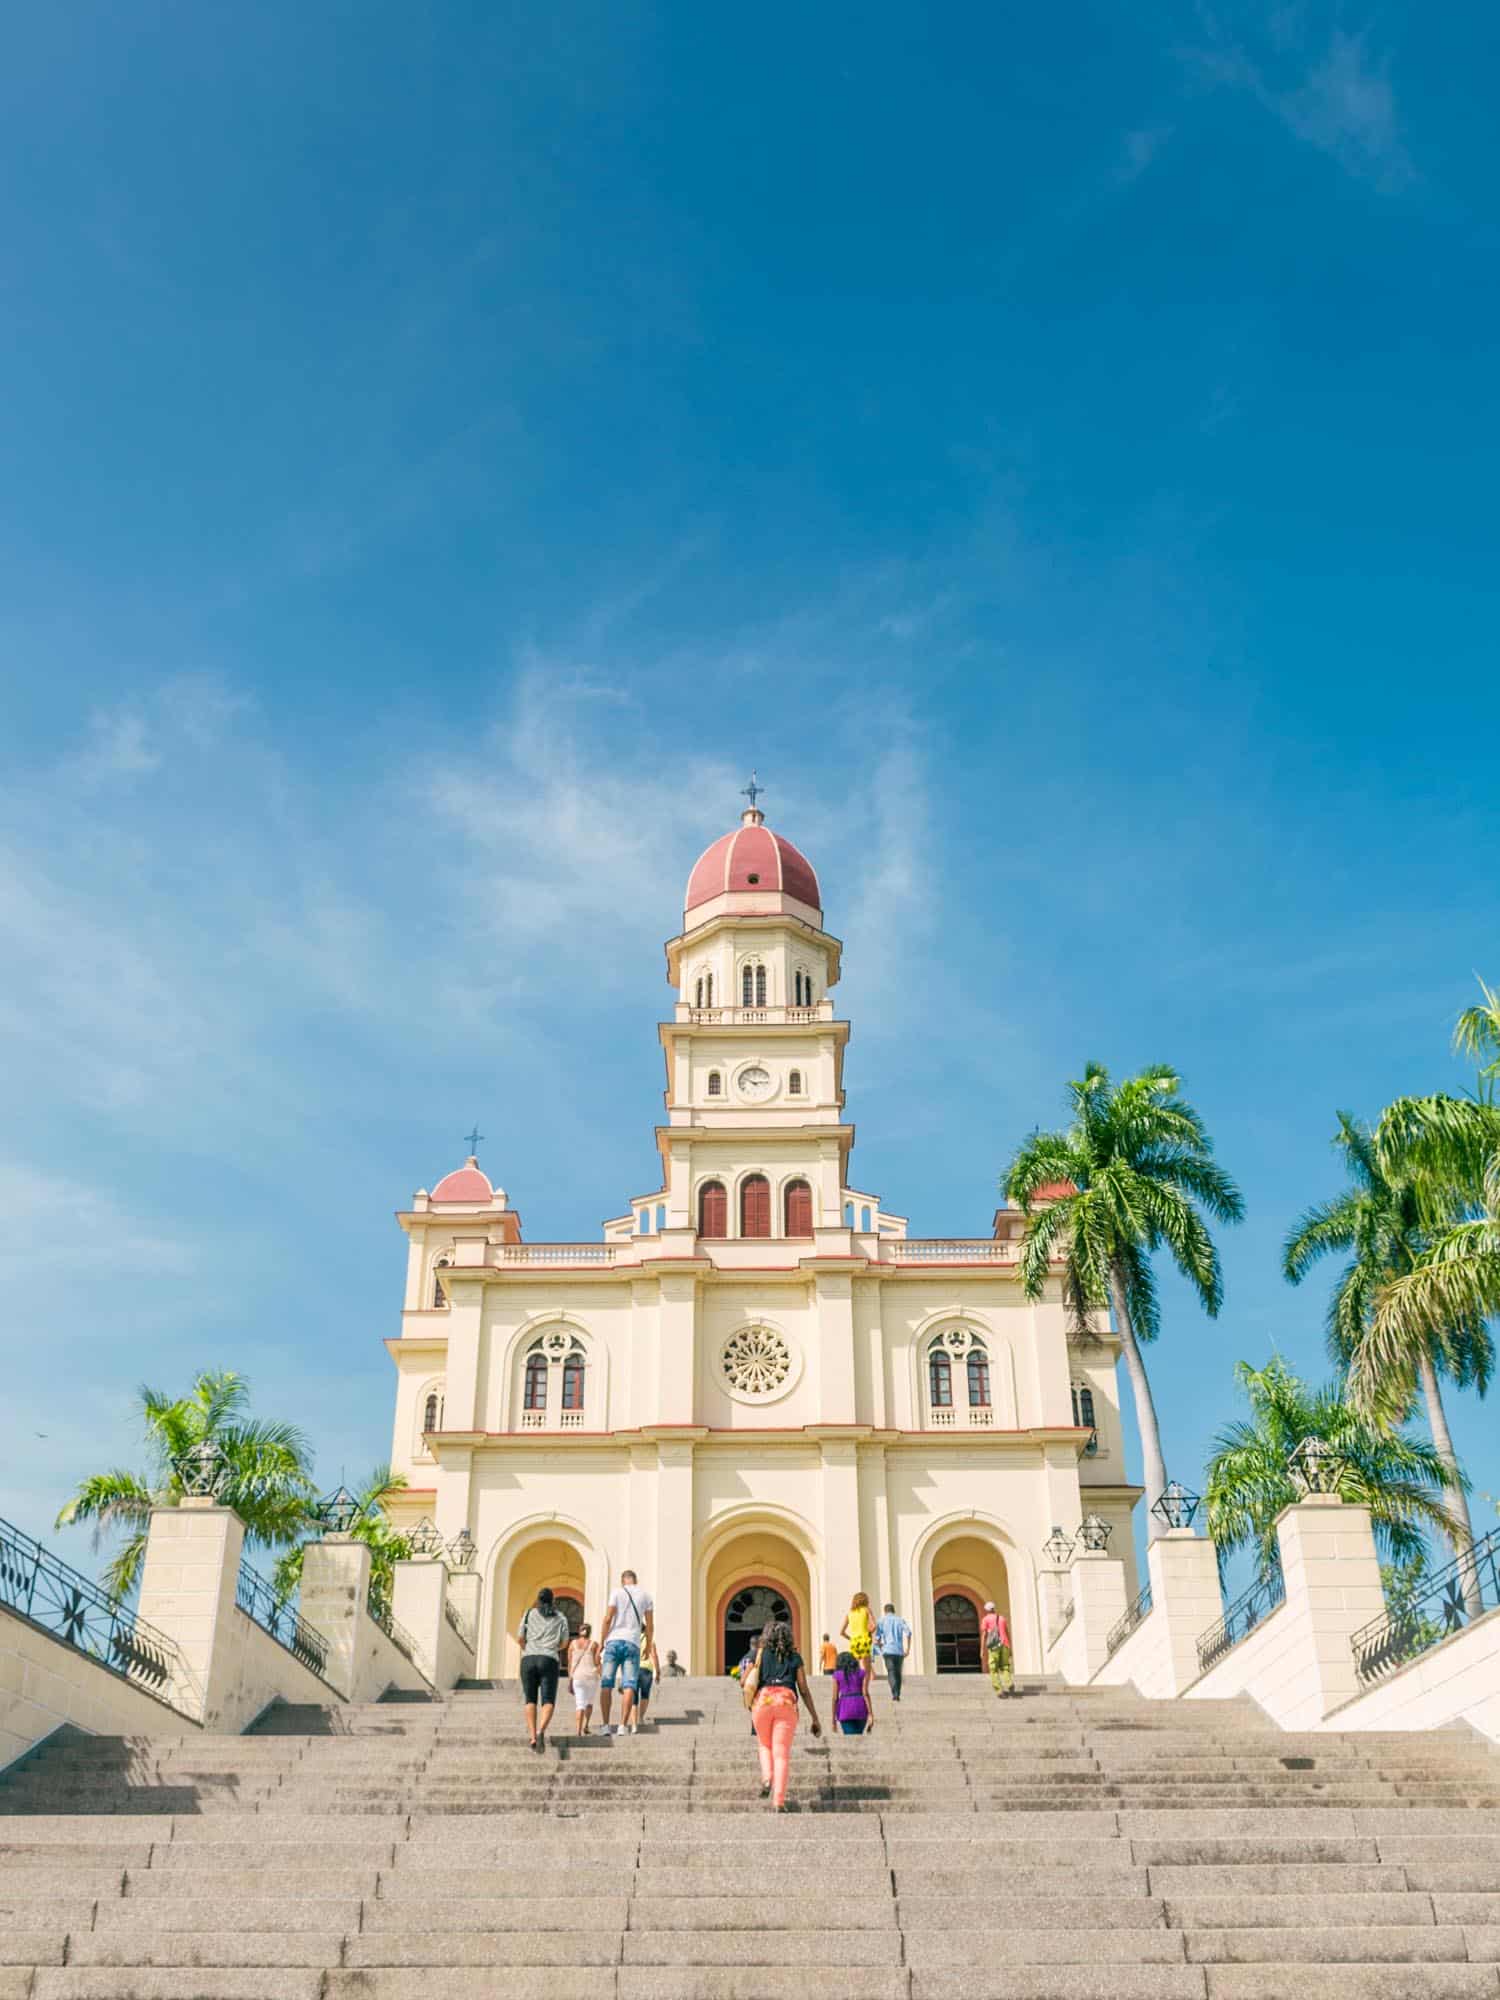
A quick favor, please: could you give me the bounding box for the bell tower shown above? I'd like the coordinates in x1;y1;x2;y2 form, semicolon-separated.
657;782;852;1237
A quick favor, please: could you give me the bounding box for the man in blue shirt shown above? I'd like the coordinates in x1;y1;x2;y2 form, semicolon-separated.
873;1602;912;1701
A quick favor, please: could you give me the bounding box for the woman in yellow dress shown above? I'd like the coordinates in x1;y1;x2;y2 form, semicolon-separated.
840;1590;874;1663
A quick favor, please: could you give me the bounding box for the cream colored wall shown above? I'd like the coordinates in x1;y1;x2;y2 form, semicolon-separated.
0;1607;197;1772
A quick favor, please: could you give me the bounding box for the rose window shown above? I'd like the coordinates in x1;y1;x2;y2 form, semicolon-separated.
720;1324;792;1399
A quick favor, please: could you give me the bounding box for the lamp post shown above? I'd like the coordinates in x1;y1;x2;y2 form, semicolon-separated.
1150;1481;1202;1533
408;1517;445;1560
1287;1436;1346;1497
1076;1513;1113;1554
311;1484;367;1537
1042;1526;1075;1566
173;1440;232;1500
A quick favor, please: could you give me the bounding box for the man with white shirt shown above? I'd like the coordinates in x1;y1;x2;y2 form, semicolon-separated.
596;1568;655;1735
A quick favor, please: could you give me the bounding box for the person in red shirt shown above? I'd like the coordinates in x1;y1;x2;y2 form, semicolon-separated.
979;1600;1013;1696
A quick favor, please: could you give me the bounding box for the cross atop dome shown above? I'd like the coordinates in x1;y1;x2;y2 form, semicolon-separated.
740;770;765;824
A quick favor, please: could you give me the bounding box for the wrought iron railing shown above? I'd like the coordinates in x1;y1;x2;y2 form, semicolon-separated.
236;1559;329;1679
444;1596;476;1651
1352;1527;1500;1686
1046;1589;1076;1652
0;1515;192;1711
1196;1561;1285;1675
1106;1580;1154;1658
366;1578;422;1669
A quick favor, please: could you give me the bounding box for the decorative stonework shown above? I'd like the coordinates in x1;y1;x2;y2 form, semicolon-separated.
718;1323;796;1403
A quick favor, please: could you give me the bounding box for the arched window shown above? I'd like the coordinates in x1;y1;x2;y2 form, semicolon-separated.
695;975;704;1008
705;972;713;1005
966;1348;991;1408
523;1350;548;1412
756;964;767;1006
929;1350;953;1407
422;1390;443;1434
699;1180;728;1237
784;1179;813;1236
741;1174;771;1238
741;962;767;1007
1071;1382;1096;1429
431;1255;451;1308
562;1347;586;1411
788;1069;803;1096
707;1070;722;1097
793;969;814;1007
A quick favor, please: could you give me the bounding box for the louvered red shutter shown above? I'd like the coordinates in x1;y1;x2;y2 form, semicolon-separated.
741;1174;771;1238
784;1181;813;1235
699;1182;727;1237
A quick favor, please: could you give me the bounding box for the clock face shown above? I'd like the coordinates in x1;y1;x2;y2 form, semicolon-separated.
737;1064;774;1101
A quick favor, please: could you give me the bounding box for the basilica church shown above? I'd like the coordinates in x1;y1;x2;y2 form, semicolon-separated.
384;796;1140;1677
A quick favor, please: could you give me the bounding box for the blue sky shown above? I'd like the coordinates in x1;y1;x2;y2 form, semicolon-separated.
3;2;1497;1581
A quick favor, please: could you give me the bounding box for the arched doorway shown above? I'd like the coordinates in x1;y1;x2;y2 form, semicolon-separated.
722;1584;792;1671
497;1534;588;1676
698;1515;814;1673
933;1591;982;1673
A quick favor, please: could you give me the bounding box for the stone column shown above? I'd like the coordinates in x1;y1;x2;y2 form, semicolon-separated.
135;1498;245;1725
391;1557;448;1687
1145;1527;1224;1696
817;1274;857;1425
1068;1549;1129;1684
656;1275;698;1427
299;1535;374;1701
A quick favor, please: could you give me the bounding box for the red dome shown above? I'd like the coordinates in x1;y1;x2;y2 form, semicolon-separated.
1031;1181;1078;1202
684;814;820;918
430;1158;493;1203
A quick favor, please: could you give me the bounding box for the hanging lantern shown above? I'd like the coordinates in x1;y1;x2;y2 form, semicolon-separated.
447;1529;477;1570
174;1439;231;1499
1042;1526;1075;1566
408;1517;445;1559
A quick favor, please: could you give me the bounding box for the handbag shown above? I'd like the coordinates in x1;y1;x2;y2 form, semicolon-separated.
739;1650;760;1708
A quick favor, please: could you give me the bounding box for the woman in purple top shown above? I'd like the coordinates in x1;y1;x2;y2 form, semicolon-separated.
831;1650;873;1734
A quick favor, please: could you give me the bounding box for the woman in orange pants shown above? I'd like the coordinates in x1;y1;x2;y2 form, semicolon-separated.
749;1621;822;1810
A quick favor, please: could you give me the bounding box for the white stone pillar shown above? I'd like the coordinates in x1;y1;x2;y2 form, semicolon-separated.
820;1439;862;1644
1274;1494;1385;1725
1068;1549;1129;1683
817;1275;857;1424
135;1498;244;1725
391;1557;448;1687
657;1275;697;1427
299;1535;373;1701
1146;1527;1224;1696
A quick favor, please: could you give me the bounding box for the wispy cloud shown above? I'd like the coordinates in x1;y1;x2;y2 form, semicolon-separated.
1187;19;1412;190
1113;126;1173;188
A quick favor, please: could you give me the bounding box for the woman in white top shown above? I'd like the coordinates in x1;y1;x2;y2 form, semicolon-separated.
569;1621;601;1735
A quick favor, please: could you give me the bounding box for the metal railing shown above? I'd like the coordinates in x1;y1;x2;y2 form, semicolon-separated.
445;1596;476;1652
1106;1581;1154;1659
1352;1526;1500;1686
236;1559;329;1680
0;1514;193;1711
366;1578;422;1668
1196;1562;1286;1675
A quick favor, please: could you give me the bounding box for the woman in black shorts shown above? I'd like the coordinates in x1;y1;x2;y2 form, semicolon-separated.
517;1586;571;1751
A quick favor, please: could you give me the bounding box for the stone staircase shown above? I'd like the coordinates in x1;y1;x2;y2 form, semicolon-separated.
3;1672;1500;1997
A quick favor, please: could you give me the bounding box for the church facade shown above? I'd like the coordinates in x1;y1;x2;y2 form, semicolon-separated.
384;801;1140;1677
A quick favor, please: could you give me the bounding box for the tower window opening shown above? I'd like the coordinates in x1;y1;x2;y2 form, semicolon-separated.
788;1068;802;1096
929;1350;953;1408
784;1179;813;1236
699;1180;728;1237
523;1350;548;1412
422;1390;443;1434
741;1173;771;1238
966;1349;991;1408
1071;1383;1096;1430
793;969;815;1007
431;1255;452;1308
707;1070;722;1097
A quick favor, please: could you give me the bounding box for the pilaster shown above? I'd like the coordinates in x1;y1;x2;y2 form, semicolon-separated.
657;1274;698;1427
655;1441;695;1670
1067;1549;1130;1683
390;1558;448;1687
1146;1528;1224;1695
1274;1494;1386;1724
820;1439;861;1636
817;1272;857;1425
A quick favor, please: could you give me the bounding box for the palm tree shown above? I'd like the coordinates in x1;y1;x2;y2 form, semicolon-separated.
1005;1062;1244;1537
56;1370;315;1598
272;1465;412;1614
1205;1357;1461;1580
1283;1113;1490;1608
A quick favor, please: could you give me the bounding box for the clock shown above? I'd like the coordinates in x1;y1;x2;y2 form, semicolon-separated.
737;1064;774;1101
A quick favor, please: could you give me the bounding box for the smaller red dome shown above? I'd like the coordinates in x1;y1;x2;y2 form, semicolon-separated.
430;1158;493;1203
685;812;820;918
1031;1181;1078;1201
